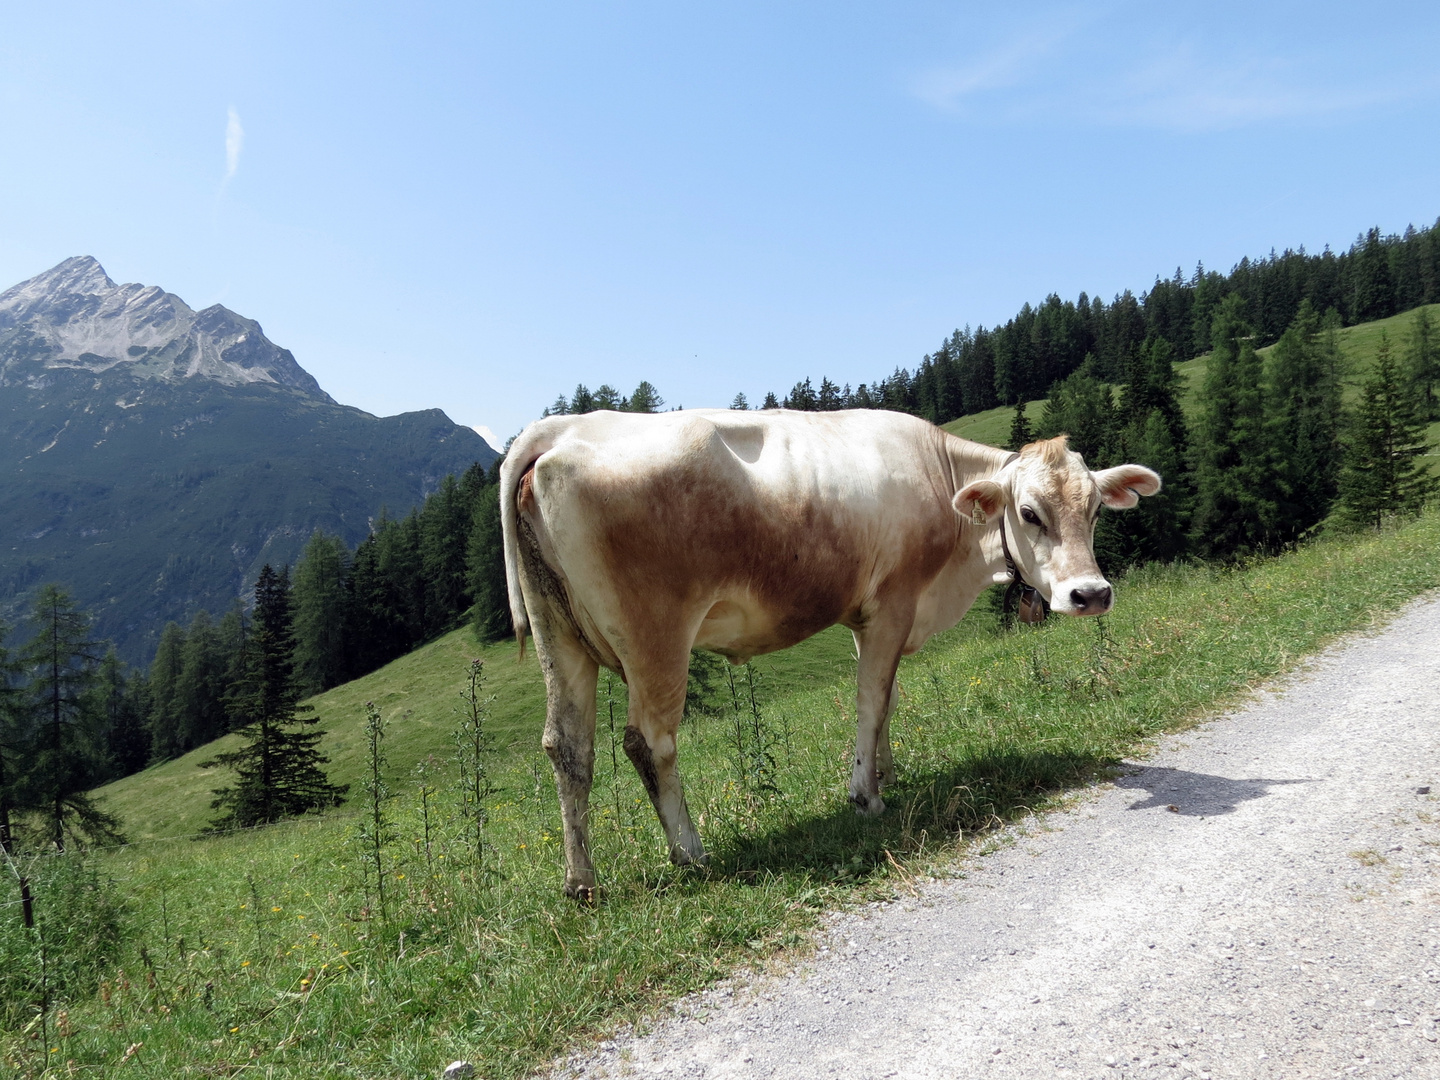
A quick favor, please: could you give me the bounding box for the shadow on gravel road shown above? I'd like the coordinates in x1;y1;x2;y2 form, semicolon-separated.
1114;765;1316;817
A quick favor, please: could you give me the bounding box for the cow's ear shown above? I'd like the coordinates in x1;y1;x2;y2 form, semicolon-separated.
954;480;1005;522
1093;465;1162;509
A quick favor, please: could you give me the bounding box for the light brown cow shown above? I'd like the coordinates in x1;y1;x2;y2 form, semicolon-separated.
501;408;1160;898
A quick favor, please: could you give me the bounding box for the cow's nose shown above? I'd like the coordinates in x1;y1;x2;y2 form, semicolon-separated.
1070;585;1112;612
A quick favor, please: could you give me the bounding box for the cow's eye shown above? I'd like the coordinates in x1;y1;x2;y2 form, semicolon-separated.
1020;507;1043;529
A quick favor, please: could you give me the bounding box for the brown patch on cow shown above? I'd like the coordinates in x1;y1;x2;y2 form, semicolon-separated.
623;725;660;799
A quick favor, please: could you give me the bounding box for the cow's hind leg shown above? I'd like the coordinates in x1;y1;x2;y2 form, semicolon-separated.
537;630;601;900
624;663;706;868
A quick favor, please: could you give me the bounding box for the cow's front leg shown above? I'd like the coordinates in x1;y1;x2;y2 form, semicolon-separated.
875;674;900;790
850;609;912;816
537;630;600;901
625;675;706;867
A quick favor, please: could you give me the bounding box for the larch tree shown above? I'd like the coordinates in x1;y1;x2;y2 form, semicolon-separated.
206;565;347;830
18;585;122;850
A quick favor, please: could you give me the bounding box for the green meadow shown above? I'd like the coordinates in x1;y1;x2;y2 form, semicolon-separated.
6;506;1440;1078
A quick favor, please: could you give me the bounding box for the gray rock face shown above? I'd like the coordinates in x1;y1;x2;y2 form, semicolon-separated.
0;256;333;401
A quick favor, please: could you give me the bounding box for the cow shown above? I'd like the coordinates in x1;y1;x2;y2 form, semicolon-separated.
500;408;1161;899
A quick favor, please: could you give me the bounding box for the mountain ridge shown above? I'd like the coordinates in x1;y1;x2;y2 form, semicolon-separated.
0;256;333;401
0;257;497;663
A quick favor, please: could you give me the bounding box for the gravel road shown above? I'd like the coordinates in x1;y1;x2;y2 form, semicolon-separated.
547;596;1440;1080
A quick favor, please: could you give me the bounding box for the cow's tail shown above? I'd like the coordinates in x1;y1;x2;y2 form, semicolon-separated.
500;422;556;662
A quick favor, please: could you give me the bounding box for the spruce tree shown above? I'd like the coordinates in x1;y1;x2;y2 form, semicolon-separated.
1102;336;1191;566
420;477;471;637
17;585;122;850
467;484;511;643
174;610;228;750
628;381;664;413
1034;362;1114;463
1262;300;1343;543
96;648;150;780
1407;306;1439;421
1190;297;1274;558
146;621;186;761
1336;332;1440;529
0;622;22;854
206;565;347;829
293;531;352;695
1006;399;1034;451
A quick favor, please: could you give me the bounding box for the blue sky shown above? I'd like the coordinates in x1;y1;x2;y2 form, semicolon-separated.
2;2;1438;446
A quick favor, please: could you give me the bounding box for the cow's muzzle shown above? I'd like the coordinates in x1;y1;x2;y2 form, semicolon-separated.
1067;583;1112;615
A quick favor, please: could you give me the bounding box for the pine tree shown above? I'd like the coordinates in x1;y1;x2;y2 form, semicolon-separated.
730;392;750;410
96;648;150;779
569;385;596;414
17;585;122;850
419;478;471;637
146;621;186;761
0;621;22;854
1190;297;1274;558
1034;363;1114;463
1262;300;1343;543
466;484;512;642
1336;332;1440;529
628;381;664;413
1006;399;1033;451
293;532;352;695
1407;306;1439;421
761;391;780;409
1102;336;1192;567
174;610;228;749
206;566;347;829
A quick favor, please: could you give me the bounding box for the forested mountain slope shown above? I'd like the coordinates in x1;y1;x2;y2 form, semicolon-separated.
0;258;496;663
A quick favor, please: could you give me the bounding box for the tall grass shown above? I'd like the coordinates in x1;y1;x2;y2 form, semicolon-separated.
5;508;1440;1078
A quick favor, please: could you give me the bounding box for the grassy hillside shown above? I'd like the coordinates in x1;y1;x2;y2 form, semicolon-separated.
94;619;861;841
12;506;1440;1079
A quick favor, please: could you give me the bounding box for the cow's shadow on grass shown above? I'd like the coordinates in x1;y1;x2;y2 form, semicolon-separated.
713;746;1117;884
1112;764;1315;817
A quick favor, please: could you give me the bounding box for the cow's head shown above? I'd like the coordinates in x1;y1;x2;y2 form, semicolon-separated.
953;435;1161;617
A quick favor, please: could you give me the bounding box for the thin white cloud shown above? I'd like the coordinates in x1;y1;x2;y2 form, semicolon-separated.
225;107;244;179
911;25;1076;111
910;16;1432;132
473;424;499;449
1100;49;1415;131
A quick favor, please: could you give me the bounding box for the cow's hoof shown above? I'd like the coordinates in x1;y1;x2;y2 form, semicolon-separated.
563;879;601;906
850;791;886;816
670;845;710;868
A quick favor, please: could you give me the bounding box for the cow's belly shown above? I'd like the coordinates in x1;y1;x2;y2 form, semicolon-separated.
691;594;850;663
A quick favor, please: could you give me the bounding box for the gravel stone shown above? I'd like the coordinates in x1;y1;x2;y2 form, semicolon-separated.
545;595;1440;1079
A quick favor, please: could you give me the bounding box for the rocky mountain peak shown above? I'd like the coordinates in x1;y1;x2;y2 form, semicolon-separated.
0;257;333;401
